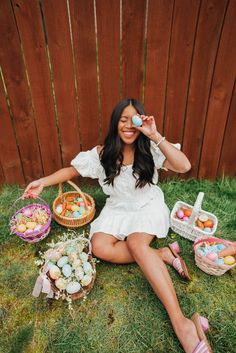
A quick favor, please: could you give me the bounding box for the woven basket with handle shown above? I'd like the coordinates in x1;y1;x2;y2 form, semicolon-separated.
170;192;218;241
193;236;236;276
53;180;95;228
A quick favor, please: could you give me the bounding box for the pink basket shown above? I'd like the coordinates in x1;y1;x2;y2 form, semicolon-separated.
9;196;52;243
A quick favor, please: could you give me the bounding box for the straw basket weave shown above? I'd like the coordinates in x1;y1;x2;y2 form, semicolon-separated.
193;236;236;276
53;180;95;228
170;192;218;241
9;196;52;243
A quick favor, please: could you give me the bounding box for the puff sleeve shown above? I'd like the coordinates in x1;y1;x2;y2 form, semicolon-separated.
150;141;181;170
71;146;103;179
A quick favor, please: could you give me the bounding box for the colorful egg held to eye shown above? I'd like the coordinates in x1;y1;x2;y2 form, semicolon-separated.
132;115;142;127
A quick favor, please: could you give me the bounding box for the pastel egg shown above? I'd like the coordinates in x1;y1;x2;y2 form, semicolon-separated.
34;224;42;232
176;210;184;219
204;227;212;233
49;265;61;280
68;252;77;263
45;249;61;263
80;252;89;262
56;205;63;214
83;261;93;275
198;249;206;256
206;253;218;261
81;274;93;287
75;266;84;280
132;115;142;127
224;256;235;265
199;214;208;222
26;221;37;230
196;220;204;229
55;278;67;290
66;281;81;294
182;216;189;221
72;211;81;218
72;258;82;269
57;256;68;268
71;204;80;212
183;208;192;217
22;208;33;217
80;202;85;207
62;264;72;277
17;224;27;233
215;258;225;266
204;220;214;228
217;244;225;251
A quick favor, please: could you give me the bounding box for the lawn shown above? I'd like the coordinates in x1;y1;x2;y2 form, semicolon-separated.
0;178;235;353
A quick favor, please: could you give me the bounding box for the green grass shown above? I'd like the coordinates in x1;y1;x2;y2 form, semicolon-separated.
0;178;236;353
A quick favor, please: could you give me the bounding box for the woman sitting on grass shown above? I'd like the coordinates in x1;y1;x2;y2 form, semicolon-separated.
23;98;212;353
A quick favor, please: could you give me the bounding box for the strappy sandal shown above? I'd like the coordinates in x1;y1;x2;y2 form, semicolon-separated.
168;241;191;281
191;313;213;353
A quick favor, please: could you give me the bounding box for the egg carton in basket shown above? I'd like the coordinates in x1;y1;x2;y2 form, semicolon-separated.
170;192;218;242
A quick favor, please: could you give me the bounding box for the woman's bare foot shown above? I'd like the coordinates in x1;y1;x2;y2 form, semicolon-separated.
156;247;175;265
174;317;201;353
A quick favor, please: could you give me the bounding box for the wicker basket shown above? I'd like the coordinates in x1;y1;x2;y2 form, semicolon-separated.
170;192;218;241
9;196;52;243
33;235;96;301
53;180;95;228
193;236;236;276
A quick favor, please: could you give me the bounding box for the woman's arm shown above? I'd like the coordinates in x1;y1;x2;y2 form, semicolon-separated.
22;166;79;198
135;115;191;173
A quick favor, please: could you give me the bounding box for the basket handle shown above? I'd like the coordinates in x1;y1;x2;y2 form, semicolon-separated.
9;195;49;222
188;192;204;226
58;180;88;210
52;235;92;254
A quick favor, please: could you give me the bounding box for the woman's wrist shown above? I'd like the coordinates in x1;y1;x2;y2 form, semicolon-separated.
149;131;164;145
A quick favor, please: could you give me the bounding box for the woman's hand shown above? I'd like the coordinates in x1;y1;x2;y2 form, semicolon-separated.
22;179;44;199
135;115;161;141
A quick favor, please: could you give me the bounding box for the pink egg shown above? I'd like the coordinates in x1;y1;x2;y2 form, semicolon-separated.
183;216;189;221
206;253;218;262
176;210;184;219
22;208;33;217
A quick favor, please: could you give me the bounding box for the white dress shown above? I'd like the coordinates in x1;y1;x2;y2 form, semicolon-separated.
71;142;180;240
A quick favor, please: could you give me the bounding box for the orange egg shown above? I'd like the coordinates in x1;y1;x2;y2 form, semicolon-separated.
66;204;72;211
196;220;204;229
183;209;192;217
204;220;214;228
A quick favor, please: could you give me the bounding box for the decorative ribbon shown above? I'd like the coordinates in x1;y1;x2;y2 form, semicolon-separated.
32;266;54;299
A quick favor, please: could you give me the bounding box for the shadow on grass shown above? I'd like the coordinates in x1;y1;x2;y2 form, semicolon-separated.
8;323;34;353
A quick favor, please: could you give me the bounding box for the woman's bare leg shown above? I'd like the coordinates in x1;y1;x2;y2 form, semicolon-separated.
126;232;200;353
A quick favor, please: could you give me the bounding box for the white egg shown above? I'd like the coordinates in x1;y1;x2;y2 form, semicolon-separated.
56;204;63;214
75;266;84;281
81;275;92;287
49;265;61;280
66;281;81;294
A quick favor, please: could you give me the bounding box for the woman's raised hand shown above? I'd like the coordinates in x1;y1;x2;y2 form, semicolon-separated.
22;179;44;199
135;115;160;140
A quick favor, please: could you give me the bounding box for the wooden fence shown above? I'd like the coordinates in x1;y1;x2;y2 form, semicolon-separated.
0;0;235;185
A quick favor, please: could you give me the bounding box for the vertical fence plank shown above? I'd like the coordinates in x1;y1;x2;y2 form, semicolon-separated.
12;0;62;176
182;0;228;179
198;0;236;179
69;0;100;150
144;0;174;134
0;0;43;183
217;82;236;177
96;0;121;140
163;0;200;179
0;160;5;185
0;76;24;184
42;0;80;165
122;0;146;100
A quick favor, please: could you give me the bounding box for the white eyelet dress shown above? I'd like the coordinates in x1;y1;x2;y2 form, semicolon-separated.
71;142;180;240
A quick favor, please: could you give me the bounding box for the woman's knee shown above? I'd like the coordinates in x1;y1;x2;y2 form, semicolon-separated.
126;233;151;258
91;234;114;261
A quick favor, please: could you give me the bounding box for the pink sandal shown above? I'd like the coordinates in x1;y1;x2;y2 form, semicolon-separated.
168;241;191;281
191;313;213;353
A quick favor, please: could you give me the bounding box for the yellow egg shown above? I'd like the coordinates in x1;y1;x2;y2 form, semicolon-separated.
26;221;37;230
224;256;235;265
17;224;27;233
71;205;80;212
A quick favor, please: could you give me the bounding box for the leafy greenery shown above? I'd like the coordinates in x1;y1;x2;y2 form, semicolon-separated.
0;178;235;353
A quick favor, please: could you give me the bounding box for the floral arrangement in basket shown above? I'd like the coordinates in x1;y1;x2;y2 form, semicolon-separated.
53;180;95;228
193;236;236;276
170;192;218;241
32;231;97;309
9;196;52;243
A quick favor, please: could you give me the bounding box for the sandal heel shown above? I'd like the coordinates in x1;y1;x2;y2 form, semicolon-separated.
170;241;181;254
199;316;209;332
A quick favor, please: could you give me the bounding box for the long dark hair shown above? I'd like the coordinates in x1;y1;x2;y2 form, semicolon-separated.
100;98;155;188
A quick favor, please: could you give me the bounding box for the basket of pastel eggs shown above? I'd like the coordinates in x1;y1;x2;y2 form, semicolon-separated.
170;192;218;242
9;196;52;243
193;236;236;276
53;180;95;228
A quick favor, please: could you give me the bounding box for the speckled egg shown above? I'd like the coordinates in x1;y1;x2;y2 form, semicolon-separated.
66;281;81;294
80;252;89;263
75;266;84;281
26;221;37;230
55;278;67;290
81;274;93;287
17;224;27;233
72;258;82;269
57;256;69;268
49;265;61;280
83;261;93;275
45;249;62;263
62;264;72;277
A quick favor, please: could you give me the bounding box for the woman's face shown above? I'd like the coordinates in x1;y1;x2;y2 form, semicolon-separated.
118;105;140;145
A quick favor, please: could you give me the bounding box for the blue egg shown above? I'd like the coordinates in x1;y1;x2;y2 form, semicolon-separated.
73;211;81;218
198;249;205;256
215;258;225;266
132;115;142;127
62;264;72;277
204;227;212;233
217;244;225;251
